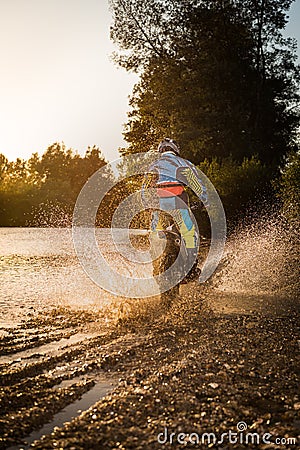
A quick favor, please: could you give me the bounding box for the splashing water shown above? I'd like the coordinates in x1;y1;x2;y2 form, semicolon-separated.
0;227;156;327
212;211;299;300
28;201;72;227
1;204;298;326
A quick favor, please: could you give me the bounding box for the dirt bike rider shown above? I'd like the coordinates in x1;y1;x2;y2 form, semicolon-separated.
142;138;208;283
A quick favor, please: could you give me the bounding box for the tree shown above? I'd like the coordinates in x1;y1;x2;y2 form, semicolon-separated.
0;154;8;182
0;144;111;226
0;156;38;226
110;0;299;166
275;150;300;221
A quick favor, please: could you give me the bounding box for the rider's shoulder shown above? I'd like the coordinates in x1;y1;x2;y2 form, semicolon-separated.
161;151;184;163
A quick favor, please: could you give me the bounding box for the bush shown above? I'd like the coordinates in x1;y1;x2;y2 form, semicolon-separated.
197;156;271;228
275;151;300;221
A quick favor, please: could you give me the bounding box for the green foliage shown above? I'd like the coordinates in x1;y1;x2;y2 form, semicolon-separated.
0;147;279;230
0;143;110;226
111;0;299;166
275;151;300;220
198;156;270;221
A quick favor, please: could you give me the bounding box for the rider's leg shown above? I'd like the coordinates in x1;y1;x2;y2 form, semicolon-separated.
150;202;180;305
172;208;200;281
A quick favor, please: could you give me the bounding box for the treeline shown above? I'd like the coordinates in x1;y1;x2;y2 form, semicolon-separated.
0;142;298;230
109;0;300;226
0;143;113;226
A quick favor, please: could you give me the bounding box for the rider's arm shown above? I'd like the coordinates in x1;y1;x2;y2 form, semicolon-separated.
177;165;208;206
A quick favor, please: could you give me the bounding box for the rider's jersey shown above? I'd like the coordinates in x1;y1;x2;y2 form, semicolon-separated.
142;151;208;204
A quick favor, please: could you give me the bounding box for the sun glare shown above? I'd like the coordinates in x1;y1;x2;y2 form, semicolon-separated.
0;0;138;162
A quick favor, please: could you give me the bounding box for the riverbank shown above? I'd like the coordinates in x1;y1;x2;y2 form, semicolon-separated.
0;286;299;449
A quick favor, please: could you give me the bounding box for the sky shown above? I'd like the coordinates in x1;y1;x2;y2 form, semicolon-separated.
0;0;138;162
0;0;299;163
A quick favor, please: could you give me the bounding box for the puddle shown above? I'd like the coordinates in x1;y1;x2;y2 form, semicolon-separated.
8;378;116;450
0;331;99;365
54;376;86;389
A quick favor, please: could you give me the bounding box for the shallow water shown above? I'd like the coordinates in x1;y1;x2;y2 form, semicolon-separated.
0;330;99;365
7;378;115;450
0;228;153;327
1;215;298;327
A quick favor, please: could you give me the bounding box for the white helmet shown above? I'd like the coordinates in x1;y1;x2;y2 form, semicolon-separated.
157;138;180;155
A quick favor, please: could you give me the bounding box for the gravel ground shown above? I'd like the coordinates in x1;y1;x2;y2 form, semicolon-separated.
0;287;299;450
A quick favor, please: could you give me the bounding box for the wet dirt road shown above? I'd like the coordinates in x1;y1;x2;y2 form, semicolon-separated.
0;286;299;449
